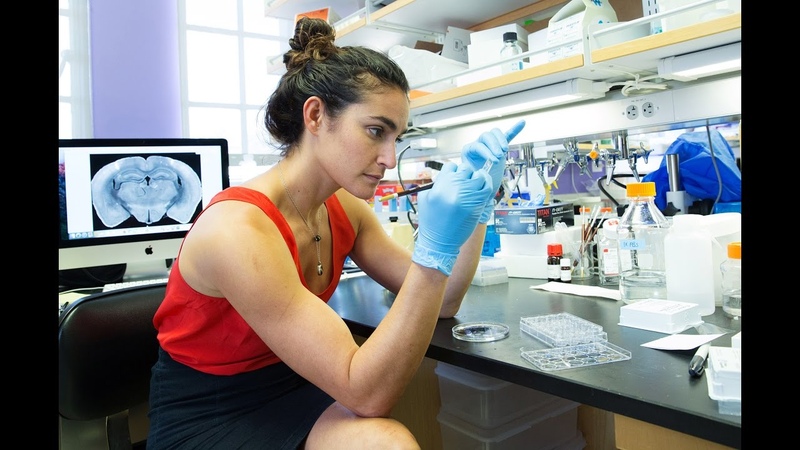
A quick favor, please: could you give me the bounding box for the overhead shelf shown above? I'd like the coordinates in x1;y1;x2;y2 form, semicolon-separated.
264;0;365;20
409;12;740;120
265;1;741;127
590;13;741;71
266;0;557;73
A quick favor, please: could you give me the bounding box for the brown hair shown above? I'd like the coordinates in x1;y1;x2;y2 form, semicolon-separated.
264;17;410;155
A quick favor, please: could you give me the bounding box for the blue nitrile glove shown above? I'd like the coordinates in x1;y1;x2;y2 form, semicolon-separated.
460;120;526;223
412;161;493;276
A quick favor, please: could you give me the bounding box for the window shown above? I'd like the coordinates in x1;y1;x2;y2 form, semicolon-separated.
59;0;93;139
179;0;291;162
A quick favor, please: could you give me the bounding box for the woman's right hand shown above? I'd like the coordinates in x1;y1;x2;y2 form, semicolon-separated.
411;162;491;276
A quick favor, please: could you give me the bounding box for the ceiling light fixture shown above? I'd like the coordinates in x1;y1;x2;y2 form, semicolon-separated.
658;42;741;82
411;78;609;129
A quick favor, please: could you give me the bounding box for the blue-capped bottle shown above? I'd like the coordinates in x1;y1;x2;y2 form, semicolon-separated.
616;182;670;304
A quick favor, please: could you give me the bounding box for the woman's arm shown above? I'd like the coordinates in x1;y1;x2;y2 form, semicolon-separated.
341;190;485;319
179;199;445;418
440;223;486;318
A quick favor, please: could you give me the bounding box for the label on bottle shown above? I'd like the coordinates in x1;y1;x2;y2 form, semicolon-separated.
500;41;523;74
560;258;572;283
619;238;645;250
600;246;619;276
547;262;561;281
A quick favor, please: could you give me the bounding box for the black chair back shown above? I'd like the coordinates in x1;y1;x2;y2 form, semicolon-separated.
58;283;166;449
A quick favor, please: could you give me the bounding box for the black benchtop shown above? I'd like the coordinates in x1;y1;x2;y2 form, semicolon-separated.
328;275;742;449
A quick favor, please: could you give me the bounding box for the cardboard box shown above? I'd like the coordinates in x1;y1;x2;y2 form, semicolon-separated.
441;26;471;64
294;7;341;24
493;203;574;235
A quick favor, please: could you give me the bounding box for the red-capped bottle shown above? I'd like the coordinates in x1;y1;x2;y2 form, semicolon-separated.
547;243;563;282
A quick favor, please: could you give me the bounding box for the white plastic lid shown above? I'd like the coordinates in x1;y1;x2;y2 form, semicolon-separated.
603;219;619;239
560;258;571;266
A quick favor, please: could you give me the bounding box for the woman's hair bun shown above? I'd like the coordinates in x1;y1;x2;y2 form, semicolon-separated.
283;17;337;70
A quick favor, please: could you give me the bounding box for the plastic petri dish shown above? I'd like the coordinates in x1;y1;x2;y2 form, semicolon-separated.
452;322;510;342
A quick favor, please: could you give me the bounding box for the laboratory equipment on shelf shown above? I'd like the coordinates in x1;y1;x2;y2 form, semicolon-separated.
593;130;655;184
503;129;656;203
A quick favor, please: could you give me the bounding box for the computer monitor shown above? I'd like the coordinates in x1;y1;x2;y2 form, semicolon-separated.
59;138;230;284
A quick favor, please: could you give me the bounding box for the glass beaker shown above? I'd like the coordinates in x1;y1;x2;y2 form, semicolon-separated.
570;239;595;280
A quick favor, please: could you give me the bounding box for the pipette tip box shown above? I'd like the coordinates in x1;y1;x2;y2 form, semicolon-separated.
471;257;509;286
706;346;741;415
618;299;702;334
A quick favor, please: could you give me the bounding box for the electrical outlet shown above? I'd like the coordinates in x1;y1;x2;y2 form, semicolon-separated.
625;105;639;120
642;101;656;118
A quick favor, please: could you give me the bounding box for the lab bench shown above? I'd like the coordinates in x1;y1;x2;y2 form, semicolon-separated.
328;275;742;450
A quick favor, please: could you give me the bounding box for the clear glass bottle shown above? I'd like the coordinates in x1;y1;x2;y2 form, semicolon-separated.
616;182;671;304
720;241;741;319
597;218;620;286
500;31;523;74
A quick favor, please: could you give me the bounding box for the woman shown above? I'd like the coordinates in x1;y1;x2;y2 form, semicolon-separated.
147;17;524;449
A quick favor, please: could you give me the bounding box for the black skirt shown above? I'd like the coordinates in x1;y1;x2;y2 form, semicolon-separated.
147;347;335;450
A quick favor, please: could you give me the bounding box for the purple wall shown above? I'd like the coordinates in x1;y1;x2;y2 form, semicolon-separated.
89;0;182;138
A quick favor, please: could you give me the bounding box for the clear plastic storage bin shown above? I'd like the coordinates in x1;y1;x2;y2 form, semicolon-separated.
437;397;580;450
435;362;560;429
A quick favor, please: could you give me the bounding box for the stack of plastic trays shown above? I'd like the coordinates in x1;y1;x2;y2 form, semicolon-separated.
520;312;631;371
520;313;607;347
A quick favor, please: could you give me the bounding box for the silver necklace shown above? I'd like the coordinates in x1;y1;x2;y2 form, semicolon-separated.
279;161;323;276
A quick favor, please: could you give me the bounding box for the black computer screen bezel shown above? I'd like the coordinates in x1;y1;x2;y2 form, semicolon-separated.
58;137;230;253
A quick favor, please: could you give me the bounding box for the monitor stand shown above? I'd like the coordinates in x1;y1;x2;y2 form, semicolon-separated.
122;259;172;282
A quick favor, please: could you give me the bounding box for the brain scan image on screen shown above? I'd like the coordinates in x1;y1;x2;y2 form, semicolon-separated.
91;155;202;228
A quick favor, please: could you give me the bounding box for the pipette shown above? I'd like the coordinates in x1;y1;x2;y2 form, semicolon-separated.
378;159;495;203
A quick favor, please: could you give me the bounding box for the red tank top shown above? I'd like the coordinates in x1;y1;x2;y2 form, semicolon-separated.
153;187;356;375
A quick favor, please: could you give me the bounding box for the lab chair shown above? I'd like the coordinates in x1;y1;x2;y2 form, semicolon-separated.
58;283;166;450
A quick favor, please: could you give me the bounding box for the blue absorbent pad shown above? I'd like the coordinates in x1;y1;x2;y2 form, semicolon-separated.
643;130;741;211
